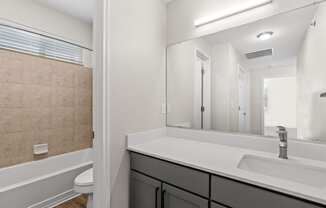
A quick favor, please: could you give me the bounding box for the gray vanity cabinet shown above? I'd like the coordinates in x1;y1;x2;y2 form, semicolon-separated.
162;184;208;208
211;175;323;208
130;171;161;208
130;170;209;208
130;152;210;198
130;152;325;208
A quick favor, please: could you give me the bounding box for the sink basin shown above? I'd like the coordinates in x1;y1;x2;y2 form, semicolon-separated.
238;155;326;188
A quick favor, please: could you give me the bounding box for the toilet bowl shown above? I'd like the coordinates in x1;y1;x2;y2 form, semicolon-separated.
74;168;93;208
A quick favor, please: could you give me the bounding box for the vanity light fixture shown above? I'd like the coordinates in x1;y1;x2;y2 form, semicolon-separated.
257;31;274;40
194;0;273;28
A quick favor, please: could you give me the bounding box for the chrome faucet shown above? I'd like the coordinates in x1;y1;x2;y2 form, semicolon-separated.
276;126;288;159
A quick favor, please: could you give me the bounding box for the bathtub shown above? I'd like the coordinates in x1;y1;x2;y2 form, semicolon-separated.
0;148;93;208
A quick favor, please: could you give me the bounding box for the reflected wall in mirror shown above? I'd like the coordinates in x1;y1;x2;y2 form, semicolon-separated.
167;2;326;142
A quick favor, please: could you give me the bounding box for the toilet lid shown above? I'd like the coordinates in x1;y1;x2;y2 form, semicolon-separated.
75;168;93;186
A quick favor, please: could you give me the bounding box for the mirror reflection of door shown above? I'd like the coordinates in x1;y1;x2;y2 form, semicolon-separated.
194;50;211;130
238;65;250;133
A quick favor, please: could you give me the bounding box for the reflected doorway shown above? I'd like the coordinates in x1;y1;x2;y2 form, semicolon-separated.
238;65;250;133
193;49;211;130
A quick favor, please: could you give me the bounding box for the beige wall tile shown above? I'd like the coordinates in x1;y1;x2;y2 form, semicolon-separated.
50;128;75;155
38;59;53;86
0;132;32;167
0;49;92;168
77;68;92;89
39;108;52;130
75;107;92;126
22;108;52;131
0;83;24;108
0;52;24;84
22;56;40;85
53;87;75;107
0;108;24;133
22;109;40;131
24;131;41;145
7;55;24;84
52;107;75;129
74;125;92;150
75;88;92;107
23;85;52;108
0;65;7;83
52;62;77;88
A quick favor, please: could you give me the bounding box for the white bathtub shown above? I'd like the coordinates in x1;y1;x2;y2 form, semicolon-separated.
0;148;93;208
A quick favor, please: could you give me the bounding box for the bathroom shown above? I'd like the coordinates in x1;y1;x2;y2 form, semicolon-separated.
0;0;93;207
1;0;326;208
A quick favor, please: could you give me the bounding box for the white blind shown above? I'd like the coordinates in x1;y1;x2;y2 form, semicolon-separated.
0;24;83;64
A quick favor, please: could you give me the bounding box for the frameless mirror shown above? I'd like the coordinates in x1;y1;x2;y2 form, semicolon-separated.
167;1;326;142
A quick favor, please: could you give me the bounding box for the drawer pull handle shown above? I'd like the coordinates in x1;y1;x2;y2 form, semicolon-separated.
155;187;159;208
162;190;166;208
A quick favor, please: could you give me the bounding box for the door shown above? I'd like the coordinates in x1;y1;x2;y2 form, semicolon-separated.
238;65;249;133
130;171;161;208
194;49;211;130
162;184;208;208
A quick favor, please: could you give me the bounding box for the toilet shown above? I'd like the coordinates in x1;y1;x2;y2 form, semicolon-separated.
74;168;93;208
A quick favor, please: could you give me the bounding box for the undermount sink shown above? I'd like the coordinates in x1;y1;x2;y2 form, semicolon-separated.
237;154;326;188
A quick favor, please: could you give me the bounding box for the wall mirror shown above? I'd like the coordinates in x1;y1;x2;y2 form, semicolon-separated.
167;1;326;142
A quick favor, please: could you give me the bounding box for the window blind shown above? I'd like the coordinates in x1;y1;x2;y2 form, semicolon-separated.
0;24;83;64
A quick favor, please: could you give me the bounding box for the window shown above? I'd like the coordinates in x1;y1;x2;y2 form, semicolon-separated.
0;24;83;64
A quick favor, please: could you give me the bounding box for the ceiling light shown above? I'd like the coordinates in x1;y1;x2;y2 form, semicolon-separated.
257;31;274;40
194;0;273;28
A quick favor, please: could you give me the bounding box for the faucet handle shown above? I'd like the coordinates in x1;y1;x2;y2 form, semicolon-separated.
276;126;287;132
276;126;287;141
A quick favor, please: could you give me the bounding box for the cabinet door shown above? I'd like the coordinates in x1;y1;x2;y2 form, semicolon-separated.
131;152;210;197
130;171;161;208
162;184;208;208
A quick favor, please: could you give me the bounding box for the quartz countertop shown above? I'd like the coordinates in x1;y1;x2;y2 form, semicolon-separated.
127;128;326;205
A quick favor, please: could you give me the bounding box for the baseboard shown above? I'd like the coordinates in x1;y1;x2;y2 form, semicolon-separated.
27;189;81;208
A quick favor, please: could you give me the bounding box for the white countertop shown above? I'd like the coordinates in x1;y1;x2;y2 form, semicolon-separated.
127;128;326;205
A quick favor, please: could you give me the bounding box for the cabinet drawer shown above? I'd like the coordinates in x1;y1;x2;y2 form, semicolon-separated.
130;152;209;198
211;175;323;208
211;202;228;208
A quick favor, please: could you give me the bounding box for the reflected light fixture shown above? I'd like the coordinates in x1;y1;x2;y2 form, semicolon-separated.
257;31;274;40
194;0;273;28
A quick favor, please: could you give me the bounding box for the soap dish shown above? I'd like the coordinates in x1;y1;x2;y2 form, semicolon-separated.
33;144;49;156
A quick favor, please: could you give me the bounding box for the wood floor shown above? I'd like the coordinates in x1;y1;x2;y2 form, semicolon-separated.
54;195;88;208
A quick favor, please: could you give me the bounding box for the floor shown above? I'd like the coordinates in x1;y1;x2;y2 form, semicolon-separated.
54;195;88;208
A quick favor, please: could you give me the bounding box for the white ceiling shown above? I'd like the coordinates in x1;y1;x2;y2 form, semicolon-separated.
34;0;172;23
204;4;317;69
34;0;94;23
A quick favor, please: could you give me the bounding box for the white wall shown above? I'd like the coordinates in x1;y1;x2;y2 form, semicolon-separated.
109;0;166;207
0;0;93;49
297;2;326;141
167;0;317;44
211;43;240;132
249;64;297;135
264;77;297;128
167;38;211;128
